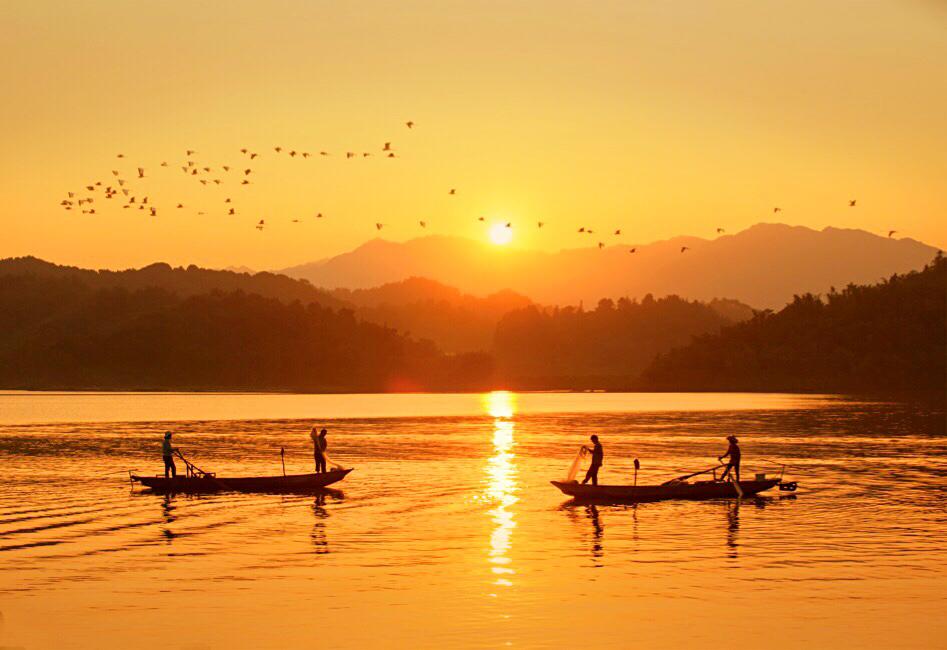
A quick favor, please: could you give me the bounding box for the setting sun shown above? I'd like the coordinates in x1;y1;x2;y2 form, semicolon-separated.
488;222;513;246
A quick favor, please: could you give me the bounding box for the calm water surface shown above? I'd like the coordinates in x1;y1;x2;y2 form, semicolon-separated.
0;392;945;649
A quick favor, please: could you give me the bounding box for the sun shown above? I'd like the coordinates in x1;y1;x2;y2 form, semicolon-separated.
488;222;513;246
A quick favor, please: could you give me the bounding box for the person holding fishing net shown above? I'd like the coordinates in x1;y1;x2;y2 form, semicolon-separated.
311;427;328;473
581;435;605;485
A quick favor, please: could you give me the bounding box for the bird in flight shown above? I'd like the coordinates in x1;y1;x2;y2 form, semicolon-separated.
419;220;427;228
717;228;725;234
346;152;355;159
289;150;297;157
186;150;196;156
578;227;585;233
228;208;235;215
249;153;258;160
320;151;330;156
137;168;145;178
244;169;252;175
275;146;282;153
383;142;392;151
448;189;456;195
240;148;248;154
681;246;690;253
629;248;637;254
302;152;311;158
598;242;605;249
292;219;300;223
773;207;782;213
477;216;485;222
222;166;230;172
406;121;414;128
888;230;897;238
315;212;323;219
160;161;168;167
614;229;621;236
375;223;384;230
849;199;857;207
256;220;264;230
387;152;396;158
116;153;124;158
505;222;512;228
537;222;544;228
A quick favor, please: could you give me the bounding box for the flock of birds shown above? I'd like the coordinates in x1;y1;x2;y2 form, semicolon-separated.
59;121;893;254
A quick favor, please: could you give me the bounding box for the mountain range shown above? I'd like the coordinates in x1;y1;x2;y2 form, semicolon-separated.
280;223;941;310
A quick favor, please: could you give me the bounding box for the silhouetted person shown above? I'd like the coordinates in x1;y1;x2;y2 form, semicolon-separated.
719;435;741;482
581;435;604;486
162;431;177;478
311;427;328;473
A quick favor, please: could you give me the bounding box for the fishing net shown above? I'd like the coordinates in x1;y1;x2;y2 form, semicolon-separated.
564;445;589;482
322;451;346;471
310;431;346;471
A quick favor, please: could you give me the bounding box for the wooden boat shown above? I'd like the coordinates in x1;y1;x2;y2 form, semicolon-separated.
131;468;352;494
551;477;785;502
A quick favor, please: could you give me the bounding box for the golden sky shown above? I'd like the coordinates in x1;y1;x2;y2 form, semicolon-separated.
2;1;945;270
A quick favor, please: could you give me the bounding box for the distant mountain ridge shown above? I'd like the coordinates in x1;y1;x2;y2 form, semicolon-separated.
330;277;534;353
0;256;348;310
279;224;941;309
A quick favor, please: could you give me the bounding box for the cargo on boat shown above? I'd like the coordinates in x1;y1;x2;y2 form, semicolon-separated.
131;468;352;494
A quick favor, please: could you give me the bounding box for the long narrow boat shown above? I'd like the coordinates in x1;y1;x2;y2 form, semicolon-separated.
551;477;785;502
131;468;352;494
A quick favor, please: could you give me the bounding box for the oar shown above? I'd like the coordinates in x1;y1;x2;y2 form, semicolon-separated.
280;447;286;477
661;464;725;486
633;458;640;486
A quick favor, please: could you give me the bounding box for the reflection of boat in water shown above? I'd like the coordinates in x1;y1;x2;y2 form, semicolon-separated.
551;477;783;502
132;469;352;494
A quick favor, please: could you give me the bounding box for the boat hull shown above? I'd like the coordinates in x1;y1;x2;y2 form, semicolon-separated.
132;468;352;494
551;478;781;502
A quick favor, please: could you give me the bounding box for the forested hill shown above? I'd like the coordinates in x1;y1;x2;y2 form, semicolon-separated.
641;254;946;393
0;256;348;310
0;274;492;391
492;295;738;388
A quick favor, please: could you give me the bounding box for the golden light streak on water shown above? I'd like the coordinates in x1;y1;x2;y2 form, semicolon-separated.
483;391;519;599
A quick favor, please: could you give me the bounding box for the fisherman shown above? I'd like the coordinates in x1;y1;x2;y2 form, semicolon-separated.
311;427;328;473
162;432;177;478
718;435;741;482
581;435;604;486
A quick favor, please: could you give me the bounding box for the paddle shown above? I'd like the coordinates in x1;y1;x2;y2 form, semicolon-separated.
661;464;725;486
633;458;640;486
280;447;286;477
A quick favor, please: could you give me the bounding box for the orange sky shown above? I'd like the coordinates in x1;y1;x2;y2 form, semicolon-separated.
2;1;945;270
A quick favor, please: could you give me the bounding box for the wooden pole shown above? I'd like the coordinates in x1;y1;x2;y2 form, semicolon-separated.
280;447;286;476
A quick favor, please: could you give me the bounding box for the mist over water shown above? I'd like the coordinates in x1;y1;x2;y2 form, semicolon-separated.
1;392;944;649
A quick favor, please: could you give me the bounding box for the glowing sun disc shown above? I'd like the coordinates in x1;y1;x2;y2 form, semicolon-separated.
489;222;513;245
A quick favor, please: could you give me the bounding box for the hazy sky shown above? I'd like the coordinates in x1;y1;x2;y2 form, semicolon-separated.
2;0;944;270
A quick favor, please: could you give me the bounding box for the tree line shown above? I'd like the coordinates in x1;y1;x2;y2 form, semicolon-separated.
641;254;946;393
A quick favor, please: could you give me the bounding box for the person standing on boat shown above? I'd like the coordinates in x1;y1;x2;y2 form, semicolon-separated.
581;435;604;486
162;432;177;479
311;427;328;473
718;435;741;482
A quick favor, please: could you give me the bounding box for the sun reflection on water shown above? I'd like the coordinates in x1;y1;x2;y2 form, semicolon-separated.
482;391;519;596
